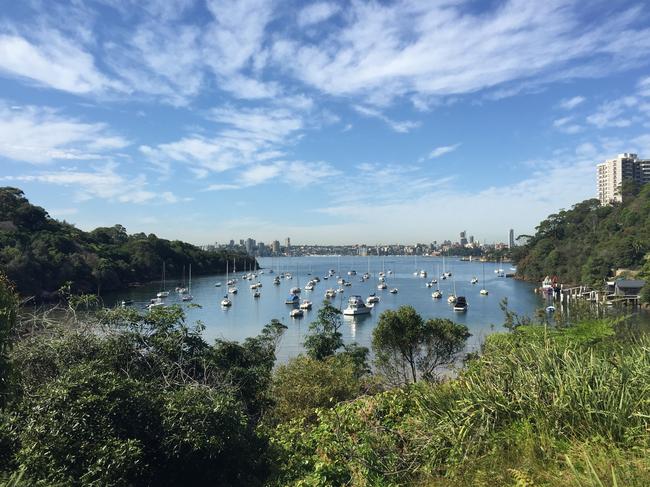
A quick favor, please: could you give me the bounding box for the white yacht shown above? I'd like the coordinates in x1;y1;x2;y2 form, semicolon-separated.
343;295;372;315
377;281;387;290
325;288;337;299
389;288;398;294
273;276;281;285
221;295;232;307
419;270;427;278
290;308;304;318
366;293;380;304
290;286;301;295
228;287;238;294
471;277;478;284
148;297;165;310
348;270;357;276
299;299;312;310
305;281;315;291
432;290;442;299
447;294;457;304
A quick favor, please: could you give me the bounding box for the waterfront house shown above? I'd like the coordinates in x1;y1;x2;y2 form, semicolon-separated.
613;279;645;297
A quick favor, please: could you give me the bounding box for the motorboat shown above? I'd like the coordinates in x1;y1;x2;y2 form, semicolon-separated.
425;282;433;288
366;293;380;304
389;288;398;294
181;293;193;302
156;291;169;298
432;290;442;299
453;296;468;312
387;270;393;274
273;276;281;285
253;290;261;298
471;277;478;284
148;297;165;310
343;295;372;315
362;272;370;280
290;308;304;318
344;282;352;287
348;270;357;276
215;282;222;287
325;288;337;299
480;288;489;295
299;299;312;310
337;278;346;285
447;294;457;304
305;282;315;291
313;276;320;282
431;279;438;284
337;286;345;293
285;294;300;305
220;296;232;307
227;279;235;286
377;281;387;290
419;270;427;278
290;286;301;295
228;287;238;294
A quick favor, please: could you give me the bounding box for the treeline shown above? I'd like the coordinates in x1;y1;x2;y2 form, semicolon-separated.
513;182;650;288
0;187;254;299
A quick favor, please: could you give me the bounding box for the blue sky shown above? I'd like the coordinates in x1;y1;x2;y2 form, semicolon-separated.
1;0;650;245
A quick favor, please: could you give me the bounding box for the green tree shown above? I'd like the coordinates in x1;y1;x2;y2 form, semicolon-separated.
372;306;470;385
0;274;17;406
269;354;362;424
303;302;344;360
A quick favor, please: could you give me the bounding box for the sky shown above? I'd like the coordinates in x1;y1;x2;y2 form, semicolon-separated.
1;0;650;245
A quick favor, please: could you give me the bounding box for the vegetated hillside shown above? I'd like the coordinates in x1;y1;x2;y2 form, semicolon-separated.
0;187;253;298
513;182;650;289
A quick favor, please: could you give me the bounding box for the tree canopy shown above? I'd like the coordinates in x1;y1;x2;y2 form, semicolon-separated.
0;187;254;299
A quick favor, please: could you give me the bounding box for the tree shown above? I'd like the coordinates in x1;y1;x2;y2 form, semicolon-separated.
0;274;17;406
269;355;362;425
303;302;344;360
372;306;470;385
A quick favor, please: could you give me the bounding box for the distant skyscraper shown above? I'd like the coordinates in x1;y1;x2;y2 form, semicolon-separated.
597;153;650;204
459;230;468;246
271;240;280;254
285;237;291;249
469;235;474;244
245;238;256;254
508;229;515;249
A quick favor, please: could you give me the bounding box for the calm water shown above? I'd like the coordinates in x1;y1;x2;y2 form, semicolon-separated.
104;256;543;362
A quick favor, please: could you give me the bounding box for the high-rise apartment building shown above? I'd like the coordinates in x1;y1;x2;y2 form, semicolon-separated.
597;153;650;204
271;240;280;254
508;229;515;249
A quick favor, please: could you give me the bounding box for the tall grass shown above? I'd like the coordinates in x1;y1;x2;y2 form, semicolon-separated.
270;319;650;486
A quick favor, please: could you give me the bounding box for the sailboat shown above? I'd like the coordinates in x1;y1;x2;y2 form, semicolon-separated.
377;256;387;290
432;264;443;299
228;258;238;294
177;265;188;293
221;260;232;307
480;262;489;295
156;262;169;298
447;274;457;304
181;264;193;301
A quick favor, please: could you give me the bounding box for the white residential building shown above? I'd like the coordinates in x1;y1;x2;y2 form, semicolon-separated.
597;153;650;205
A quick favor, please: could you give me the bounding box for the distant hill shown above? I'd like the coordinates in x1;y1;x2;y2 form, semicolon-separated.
0;187;253;299
513;182;650;292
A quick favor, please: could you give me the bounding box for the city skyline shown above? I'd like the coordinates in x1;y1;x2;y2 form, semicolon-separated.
2;1;650;244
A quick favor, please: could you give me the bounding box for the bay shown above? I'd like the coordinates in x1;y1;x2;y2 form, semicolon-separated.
104;256;543;362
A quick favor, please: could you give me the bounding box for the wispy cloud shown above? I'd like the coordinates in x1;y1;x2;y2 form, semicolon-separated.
553;116;582;134
352;105;419;133
586;96;638;128
559;96;586;110
0;103;129;164
297;2;341;28
0;162;179;204
423;144;460;160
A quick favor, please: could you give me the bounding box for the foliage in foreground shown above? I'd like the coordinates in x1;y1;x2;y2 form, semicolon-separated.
0;298;286;486
270;319;650;486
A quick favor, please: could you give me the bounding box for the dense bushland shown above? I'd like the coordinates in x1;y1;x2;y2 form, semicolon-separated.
0;187;253;299
514;182;650;295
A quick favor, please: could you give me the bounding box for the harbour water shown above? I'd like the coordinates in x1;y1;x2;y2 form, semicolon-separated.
104;256;543;362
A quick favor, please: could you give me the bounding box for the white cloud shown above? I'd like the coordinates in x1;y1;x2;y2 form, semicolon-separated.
272;1;650;104
297;2;341;28
553;116;582;134
0;33;121;94
559;95;586;110
425;144;460;160
0;103;129;164
0;162;177;204
353;104;419;133
586;96;638;128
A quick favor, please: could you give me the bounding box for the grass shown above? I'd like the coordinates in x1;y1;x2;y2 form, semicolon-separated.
270;319;650;486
